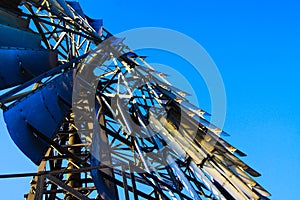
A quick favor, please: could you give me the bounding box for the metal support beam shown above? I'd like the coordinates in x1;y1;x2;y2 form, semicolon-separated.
45;174;90;200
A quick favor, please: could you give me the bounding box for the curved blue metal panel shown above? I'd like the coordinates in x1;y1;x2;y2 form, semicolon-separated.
0;48;57;90
0;8;29;29
3;70;73;165
85;16;103;35
0;24;41;48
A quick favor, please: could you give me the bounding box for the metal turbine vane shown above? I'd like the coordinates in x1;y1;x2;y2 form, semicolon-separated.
0;1;270;200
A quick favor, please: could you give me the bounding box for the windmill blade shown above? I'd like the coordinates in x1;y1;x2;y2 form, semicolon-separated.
0;7;58;90
4;70;73;165
0;48;57;90
164;100;261;177
0;1;270;200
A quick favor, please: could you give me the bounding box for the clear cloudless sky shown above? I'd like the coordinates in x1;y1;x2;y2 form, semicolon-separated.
0;0;299;199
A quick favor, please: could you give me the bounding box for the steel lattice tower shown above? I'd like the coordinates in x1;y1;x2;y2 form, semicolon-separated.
0;1;270;200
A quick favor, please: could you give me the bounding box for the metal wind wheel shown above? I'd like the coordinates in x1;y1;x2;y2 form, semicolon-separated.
0;1;270;200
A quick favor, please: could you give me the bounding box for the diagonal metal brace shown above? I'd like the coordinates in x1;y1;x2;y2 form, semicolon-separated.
44;174;90;200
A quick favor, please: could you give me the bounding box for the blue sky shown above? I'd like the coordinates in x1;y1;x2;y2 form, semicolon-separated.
83;1;300;199
0;0;299;199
